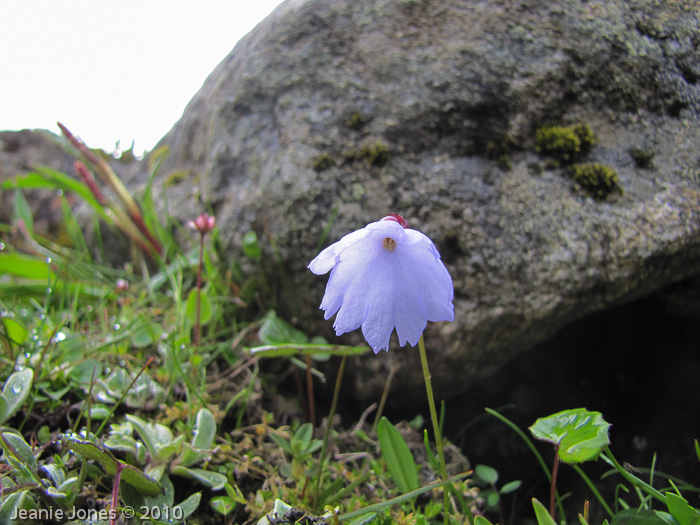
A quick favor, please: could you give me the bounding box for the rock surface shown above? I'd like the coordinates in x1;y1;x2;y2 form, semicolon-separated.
0;130;79;239
138;0;700;404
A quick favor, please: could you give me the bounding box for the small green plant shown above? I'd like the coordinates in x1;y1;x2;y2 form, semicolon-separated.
311;153;336;172
535;123;596;164
569;162;623;199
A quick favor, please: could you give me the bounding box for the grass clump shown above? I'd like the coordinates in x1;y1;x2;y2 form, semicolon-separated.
569;162;623;199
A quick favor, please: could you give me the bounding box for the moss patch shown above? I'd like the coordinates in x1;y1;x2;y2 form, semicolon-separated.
311;153;336;172
535;124;596;165
164;170;190;188
342;142;391;167
486;132;515;170
629;148;655;169
569;162;623;200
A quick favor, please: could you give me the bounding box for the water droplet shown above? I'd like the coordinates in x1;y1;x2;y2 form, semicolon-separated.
113;323;121;331
24;353;31;359
56;189;64;197
53;331;67;343
12;384;21;394
0;242;5;251
46;287;52;294
46;257;52;264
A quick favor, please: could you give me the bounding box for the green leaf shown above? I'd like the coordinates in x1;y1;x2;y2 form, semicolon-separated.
242;231;262;261
1;430;38;472
13;190;33;234
475;464;499;485
250;342;369;358
211;496;235;515
131;320;163;348
529;408;611;463
192;408;216;449
63;438;162;496
377;417;419;494
2;167;107;216
185;289;213;325
258;313;308;345
665;492;700;525
501;480;522;494
0;368;34;424
0;253;54;280
611;508;670;524
532;498;558;525
2;317;28;345
0;490;29;524
174;492;202;523
169;465;227;490
475;517;496;525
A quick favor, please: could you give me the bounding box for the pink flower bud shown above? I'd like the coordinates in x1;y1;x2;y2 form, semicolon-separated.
189;213;216;234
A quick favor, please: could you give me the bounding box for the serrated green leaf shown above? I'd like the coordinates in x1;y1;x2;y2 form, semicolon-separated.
377;417;419;494
530;408;611;463
185;289;213;325
0;368;34;424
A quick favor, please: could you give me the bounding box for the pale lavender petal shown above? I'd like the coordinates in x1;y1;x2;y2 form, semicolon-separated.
308;216;454;352
308;227;371;275
359;251;399;352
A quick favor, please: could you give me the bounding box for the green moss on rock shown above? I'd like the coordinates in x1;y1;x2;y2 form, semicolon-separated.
342;142;391;167
535;124;596;164
629;147;655;169
569;162;623;200
311;153;336;172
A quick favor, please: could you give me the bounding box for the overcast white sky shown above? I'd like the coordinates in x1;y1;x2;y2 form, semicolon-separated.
1;1;284;156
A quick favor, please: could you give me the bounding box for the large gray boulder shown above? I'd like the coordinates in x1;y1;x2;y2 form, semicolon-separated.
140;0;700;403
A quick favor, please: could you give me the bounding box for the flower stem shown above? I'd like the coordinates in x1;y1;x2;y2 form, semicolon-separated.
550;444;560;520
314;354;347;512
194;232;204;348
418;335;451;522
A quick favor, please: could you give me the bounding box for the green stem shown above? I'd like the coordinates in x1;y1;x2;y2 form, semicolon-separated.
314;354;347;512
602;447;666;504
572;464;614;518
418;335;451;523
485;407;566;519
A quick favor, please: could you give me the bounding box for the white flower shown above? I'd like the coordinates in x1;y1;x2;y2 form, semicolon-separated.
308;214;454;353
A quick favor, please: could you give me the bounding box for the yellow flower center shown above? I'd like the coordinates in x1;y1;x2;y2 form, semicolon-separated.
383;237;397;252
